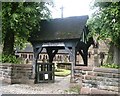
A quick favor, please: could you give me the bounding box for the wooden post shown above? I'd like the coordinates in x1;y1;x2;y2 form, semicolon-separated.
65;46;76;82
83;49;88;66
32;46;42;83
32;49;37;78
70;46;76;82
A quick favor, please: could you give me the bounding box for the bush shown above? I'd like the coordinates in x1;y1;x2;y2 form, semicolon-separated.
101;63;120;69
1;54;21;64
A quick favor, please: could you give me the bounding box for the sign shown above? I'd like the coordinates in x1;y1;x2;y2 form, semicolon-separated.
45;74;48;79
42;42;65;47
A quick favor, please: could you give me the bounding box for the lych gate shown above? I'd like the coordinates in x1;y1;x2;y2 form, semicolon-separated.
29;15;94;83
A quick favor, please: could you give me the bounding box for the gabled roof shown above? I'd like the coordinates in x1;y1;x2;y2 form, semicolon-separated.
15;43;33;53
29;15;89;42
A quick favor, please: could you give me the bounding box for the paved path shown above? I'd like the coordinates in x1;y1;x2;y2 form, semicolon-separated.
1;75;80;94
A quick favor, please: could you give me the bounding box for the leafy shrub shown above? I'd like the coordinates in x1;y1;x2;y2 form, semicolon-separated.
101;63;120;69
1;54;21;64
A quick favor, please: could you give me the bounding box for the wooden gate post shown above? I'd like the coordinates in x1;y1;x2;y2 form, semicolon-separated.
65;46;76;82
32;46;43;83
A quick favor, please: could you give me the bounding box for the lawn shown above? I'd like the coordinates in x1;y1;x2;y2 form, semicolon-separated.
55;69;71;77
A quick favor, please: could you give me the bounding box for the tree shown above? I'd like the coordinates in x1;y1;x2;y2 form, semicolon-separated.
2;2;52;58
88;2;120;64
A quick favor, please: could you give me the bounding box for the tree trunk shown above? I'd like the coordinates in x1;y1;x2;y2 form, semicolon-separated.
106;44;120;65
106;44;114;64
3;3;18;56
113;45;120;65
3;30;14;55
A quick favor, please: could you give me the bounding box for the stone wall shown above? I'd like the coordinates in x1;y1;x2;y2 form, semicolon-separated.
0;63;33;84
74;66;119;94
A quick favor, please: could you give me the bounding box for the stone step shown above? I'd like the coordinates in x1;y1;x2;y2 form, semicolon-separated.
80;87;119;94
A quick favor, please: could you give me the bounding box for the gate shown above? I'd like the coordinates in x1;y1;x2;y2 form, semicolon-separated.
36;63;55;83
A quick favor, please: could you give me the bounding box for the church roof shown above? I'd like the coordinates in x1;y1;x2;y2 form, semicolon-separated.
29;15;89;42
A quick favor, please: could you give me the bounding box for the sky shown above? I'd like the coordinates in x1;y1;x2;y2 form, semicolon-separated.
51;0;94;18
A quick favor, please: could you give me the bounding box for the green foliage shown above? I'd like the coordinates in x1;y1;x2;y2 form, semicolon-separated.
2;2;53;63
87;2;120;48
2;2;52;49
1;54;21;64
101;63;120;69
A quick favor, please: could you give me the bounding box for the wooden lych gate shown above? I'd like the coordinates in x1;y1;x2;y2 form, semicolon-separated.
29;15;94;83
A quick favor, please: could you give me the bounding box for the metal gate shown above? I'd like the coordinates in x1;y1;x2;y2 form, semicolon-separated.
36;63;55;83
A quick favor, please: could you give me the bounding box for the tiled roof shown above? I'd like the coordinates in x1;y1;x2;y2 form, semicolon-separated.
29;15;88;42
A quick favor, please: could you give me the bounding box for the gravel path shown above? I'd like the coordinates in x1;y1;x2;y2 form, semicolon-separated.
1;75;80;94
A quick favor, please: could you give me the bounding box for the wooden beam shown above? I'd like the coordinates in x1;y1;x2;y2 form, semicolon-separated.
78;49;88;66
86;37;95;48
46;48;58;63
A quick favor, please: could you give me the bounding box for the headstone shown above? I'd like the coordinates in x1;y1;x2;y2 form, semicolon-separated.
93;48;100;67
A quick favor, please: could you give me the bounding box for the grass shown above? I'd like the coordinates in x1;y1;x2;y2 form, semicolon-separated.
64;84;81;94
69;86;80;94
55;69;71;77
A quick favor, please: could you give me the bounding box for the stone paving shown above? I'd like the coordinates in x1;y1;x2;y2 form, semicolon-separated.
1;75;80;94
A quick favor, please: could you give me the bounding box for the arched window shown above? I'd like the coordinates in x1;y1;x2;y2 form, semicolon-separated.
39;55;42;60
42;55;46;62
21;54;27;58
46;55;48;59
29;54;33;60
57;55;60;61
93;42;99;48
68;56;70;61
88;52;91;58
99;52;105;59
60;55;62;61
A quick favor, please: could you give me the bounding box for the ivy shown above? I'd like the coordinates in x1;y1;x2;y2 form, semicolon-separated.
1;54;22;64
101;63;120;69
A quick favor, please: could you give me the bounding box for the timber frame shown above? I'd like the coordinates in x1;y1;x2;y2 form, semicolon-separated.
29;15;95;82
